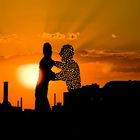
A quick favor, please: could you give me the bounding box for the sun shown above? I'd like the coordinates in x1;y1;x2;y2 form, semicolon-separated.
17;64;39;89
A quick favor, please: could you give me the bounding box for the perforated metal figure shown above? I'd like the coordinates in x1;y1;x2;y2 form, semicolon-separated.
54;44;81;91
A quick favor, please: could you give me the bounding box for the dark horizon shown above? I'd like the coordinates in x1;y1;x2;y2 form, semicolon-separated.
0;79;140;114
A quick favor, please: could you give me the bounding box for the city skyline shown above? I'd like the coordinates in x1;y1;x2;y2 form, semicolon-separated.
0;80;140;112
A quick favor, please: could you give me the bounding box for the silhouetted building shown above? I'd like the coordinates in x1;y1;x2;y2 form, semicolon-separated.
62;80;140;113
52;102;64;112
20;97;23;111
52;94;64;112
102;80;140;109
103;80;140;94
0;81;23;112
54;93;56;106
1;81;12;112
12;97;23;112
63;84;103;113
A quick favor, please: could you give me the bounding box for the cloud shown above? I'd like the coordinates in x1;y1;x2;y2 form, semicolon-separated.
77;49;140;73
67;32;80;40
40;32;80;40
41;32;65;40
77;49;140;61
0;56;5;61
0;34;18;43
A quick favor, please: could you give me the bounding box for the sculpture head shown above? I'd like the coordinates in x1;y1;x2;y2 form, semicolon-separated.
59;44;74;62
43;42;52;58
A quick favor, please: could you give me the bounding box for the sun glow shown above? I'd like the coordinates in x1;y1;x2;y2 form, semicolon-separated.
17;64;39;89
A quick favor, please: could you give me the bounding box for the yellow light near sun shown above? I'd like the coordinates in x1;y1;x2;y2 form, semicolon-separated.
17;64;39;89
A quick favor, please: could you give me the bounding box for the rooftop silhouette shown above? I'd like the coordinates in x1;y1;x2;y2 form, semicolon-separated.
0;80;140;114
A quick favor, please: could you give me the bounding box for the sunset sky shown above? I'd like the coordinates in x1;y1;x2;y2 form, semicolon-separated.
0;0;140;110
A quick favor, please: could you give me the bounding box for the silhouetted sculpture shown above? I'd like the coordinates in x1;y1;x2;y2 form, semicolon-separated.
54;44;81;91
35;42;55;112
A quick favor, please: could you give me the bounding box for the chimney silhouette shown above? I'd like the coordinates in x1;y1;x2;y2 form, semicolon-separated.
20;97;22;111
1;81;12;112
54;93;56;106
17;100;19;107
3;81;8;102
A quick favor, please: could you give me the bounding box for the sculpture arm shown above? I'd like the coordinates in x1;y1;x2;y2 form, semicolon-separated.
55;71;66;81
54;61;64;69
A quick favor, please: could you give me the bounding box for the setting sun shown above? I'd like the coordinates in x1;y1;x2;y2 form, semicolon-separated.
17;64;39;89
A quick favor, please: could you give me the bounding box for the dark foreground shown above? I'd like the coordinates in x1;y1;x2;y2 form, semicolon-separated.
0;108;140;139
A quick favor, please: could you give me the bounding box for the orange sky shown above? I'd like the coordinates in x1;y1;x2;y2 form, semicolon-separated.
0;0;140;110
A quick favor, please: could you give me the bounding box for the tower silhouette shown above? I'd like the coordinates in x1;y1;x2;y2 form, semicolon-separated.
1;81;12;112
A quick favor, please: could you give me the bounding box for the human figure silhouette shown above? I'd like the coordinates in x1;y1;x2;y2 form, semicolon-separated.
54;44;81;91
35;42;55;112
